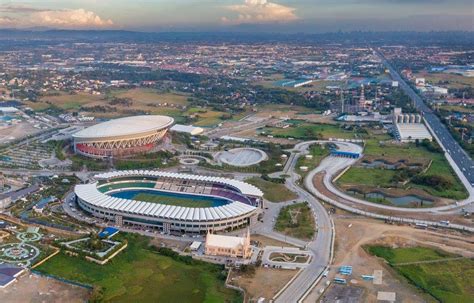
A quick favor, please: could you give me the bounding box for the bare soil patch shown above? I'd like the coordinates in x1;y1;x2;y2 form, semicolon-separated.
0;272;90;303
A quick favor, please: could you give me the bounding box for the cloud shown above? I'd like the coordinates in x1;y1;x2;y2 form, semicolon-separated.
0;5;113;28
29;9;113;28
223;0;298;24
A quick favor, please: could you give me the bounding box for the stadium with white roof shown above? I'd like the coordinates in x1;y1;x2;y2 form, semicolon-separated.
74;170;263;233
72;115;174;159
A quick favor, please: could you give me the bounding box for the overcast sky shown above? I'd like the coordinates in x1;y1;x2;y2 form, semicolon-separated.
0;0;472;32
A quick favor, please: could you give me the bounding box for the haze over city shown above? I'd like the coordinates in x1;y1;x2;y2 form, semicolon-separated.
0;0;473;32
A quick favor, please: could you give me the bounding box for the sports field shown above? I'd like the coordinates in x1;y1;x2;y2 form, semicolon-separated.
107;190;228;208
366;246;474;303
35;234;241;303
131;192;222;208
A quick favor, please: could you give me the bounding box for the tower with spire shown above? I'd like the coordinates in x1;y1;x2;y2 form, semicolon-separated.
358;84;366;110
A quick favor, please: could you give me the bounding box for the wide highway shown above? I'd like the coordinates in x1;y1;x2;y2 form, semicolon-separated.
376;50;474;189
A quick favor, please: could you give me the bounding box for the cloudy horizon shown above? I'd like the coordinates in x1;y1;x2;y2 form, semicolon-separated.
0;0;472;32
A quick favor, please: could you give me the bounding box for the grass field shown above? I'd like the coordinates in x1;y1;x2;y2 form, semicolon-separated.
415;72;474;89
338;167;396;188
366;245;474;303
274;202;315;240
35;234;240;303
262;123;361;140
132;192;217;208
110;88;189;106
186;107;249;127
339;140;468;200
246;177;297;202
32;89;189;119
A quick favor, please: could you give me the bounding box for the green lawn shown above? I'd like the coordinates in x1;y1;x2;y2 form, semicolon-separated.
185;107;248;127
338;167;397;188
338;140;468;200
366;246;453;264
262;123;361;140
35;234;240;303
132;192;217;208
246;177;297;202
274;202;315;240
366;246;474;303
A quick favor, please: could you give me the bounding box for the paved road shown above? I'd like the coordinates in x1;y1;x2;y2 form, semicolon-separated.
376;49;474;189
273;141;334;303
304;144;474;233
277;139;474;303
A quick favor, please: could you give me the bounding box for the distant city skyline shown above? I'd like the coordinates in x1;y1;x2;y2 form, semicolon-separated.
0;0;472;32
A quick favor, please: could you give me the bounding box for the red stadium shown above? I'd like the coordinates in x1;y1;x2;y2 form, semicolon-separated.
73;115;174;159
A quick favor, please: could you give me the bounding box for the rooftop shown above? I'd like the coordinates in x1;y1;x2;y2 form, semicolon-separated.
205;233;247;249
395;123;432;141
73;115;174;139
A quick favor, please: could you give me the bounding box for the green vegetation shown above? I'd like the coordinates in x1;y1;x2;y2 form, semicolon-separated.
296;143;331;178
338;139;468;200
246;177;297;202
366;245;474;303
185;107;247;127
48;140;66;160
71;155;108;171
132;192;217;208
275;202;315;240
35;234;240;303
113;151;177;170
262;122;365;140
338;167;397;188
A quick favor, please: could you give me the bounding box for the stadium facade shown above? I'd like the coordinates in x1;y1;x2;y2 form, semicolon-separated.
72;115;174;159
74;170;263;234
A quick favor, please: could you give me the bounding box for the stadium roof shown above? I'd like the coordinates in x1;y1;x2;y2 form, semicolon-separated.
75;183;256;222
75;170;262;222
73;115;174;139
94;170;263;197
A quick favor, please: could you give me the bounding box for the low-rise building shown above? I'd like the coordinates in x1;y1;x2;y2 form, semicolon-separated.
205;230;251;259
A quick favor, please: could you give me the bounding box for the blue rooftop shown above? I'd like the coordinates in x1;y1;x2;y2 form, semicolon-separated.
99;227;119;239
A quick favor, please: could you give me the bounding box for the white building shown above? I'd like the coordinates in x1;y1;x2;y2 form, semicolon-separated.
170;124;204;136
205;230;251;259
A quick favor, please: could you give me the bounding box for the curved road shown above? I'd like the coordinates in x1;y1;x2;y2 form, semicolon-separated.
296;141;473;214
273;142;334;303
297;141;474;232
276;139;473;303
